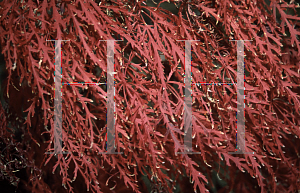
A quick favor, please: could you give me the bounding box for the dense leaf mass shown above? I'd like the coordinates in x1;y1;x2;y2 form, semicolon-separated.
0;0;300;192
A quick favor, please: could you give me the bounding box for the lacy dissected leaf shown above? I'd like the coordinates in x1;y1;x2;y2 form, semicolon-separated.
0;0;300;193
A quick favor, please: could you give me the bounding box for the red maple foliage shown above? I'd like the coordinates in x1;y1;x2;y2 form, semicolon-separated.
0;0;300;192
